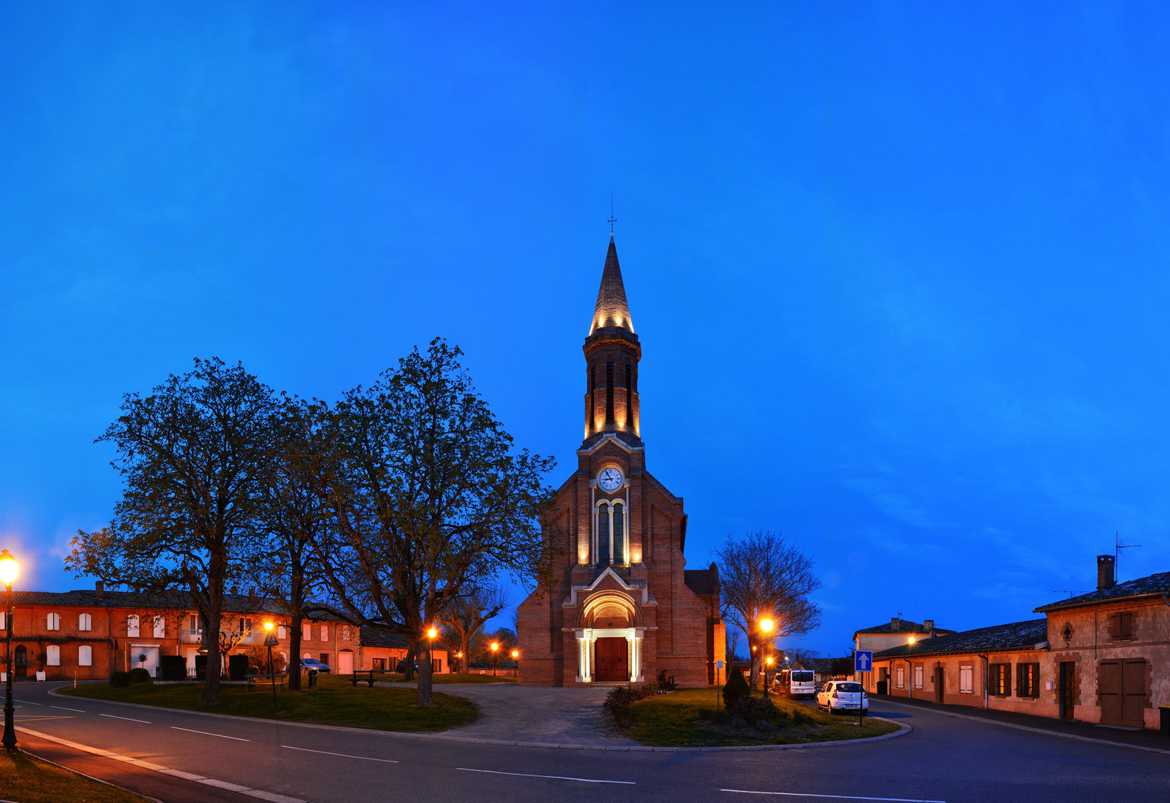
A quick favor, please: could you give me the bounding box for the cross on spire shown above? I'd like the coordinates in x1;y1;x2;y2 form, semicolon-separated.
608;193;617;238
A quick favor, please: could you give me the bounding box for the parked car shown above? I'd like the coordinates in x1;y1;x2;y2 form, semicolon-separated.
816;680;869;713
301;658;331;673
786;668;817;698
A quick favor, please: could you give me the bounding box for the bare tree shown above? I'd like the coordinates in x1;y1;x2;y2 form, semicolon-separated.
447;583;506;673
718;531;820;692
68;358;274;705
314;339;554;705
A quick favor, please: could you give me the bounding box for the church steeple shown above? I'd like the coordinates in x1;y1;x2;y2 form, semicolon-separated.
589;238;635;335
583;238;641;445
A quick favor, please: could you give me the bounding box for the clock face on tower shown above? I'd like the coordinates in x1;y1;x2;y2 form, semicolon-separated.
598;467;624;493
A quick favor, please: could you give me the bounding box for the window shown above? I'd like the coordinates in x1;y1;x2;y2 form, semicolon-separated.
593;499;628;566
302;622;312;642
612;502;625;564
46;645;61;666
1107;612;1136;641
79;613;92;632
989;663;1012;697
47;612;61;631
127;615;140;637
188;614;201;635
434;658;443;673
78;645;93;667
912;665;924;689
238;617;252;635
278;625;287;640
0;611;6;630
959;664;974;694
895;666;905;689
319;624;329;642
153;615;166;638
1016;662;1040;698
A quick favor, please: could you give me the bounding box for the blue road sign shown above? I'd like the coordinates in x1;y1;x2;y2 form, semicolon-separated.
854;650;874;672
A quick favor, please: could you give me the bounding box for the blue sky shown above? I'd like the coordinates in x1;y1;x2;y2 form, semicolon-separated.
3;3;1169;654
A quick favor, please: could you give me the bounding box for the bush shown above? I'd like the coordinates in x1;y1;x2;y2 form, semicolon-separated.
604;684;654;728
129;668;153;684
735;695;778;725
110;671;131;687
160;655;186;681
723;669;749;711
656;670;677;692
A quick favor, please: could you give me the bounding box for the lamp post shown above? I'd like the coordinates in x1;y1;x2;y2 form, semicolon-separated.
262;620;278;706
1;549;19;752
454;651;463;673
510;648;520;679
757;615;776;697
489;641;500;677
425;625;439;676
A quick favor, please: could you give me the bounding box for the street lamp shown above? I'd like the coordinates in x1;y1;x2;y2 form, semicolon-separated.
489;640;500;676
262;619;279;706
424;625;439;676
1;548;19;752
757;615;776;696
454;651;463;673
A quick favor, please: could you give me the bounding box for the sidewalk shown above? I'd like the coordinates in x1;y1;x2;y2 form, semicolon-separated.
875;695;1170;753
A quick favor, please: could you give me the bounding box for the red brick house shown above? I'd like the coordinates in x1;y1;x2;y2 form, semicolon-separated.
516;237;725;687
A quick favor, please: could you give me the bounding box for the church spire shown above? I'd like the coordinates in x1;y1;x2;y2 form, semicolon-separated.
589;238;635;335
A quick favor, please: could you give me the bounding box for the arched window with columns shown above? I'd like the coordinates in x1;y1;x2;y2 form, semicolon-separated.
593;499;628;567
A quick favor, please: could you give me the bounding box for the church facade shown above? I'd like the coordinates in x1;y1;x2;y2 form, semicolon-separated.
516;238;725;687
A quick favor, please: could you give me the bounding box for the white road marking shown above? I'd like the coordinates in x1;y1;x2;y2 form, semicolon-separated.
171;725;250;742
50;705;86;712
14;715;75;722
281;744;400;763
15;699;43;705
457;767;636;785
721;790;945;803
16;726;305;803
99;713;151;724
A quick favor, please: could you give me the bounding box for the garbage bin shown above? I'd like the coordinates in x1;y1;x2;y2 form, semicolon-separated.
1160;706;1170;738
308;669;318;689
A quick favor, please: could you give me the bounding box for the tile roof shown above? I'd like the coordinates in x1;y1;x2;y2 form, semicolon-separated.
854;618;952;636
359;625;411;649
1034;571;1170;612
875;618;1048;660
11;588;290;615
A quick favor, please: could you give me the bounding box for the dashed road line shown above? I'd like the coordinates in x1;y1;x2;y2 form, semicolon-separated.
16;726;304;803
720;790;945;803
281;744;400;763
171;725;250;742
457;767;636;785
15;699;44;705
50;704;86;712
100;713;151;724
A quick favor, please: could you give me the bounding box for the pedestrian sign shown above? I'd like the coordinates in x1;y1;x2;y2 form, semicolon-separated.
854;650;873;672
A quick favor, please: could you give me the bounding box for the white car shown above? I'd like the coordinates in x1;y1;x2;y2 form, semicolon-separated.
816;680;869;713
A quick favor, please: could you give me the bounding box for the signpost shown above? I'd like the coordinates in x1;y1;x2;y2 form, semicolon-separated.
715;659;724;710
854;651;873;727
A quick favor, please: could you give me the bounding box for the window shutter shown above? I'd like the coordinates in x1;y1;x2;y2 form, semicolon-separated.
1120;613;1134;640
1107;614;1119;640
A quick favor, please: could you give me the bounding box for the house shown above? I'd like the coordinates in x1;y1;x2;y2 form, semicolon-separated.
868;555;1170;730
516;236;726;686
358;625;450;675
853;616;953;655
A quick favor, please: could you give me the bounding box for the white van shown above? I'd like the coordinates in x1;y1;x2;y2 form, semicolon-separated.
788;668;817;697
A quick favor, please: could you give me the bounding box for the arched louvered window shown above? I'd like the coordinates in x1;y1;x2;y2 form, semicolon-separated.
612;502;625;565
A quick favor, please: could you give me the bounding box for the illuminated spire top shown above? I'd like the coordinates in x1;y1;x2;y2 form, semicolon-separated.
588;238;635;335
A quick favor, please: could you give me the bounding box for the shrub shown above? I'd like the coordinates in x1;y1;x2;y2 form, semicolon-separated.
735;695;778;725
656;670;677;692
110;671;131;687
129;668;153;684
723;669;749;711
159;655;186;681
604;684;654;728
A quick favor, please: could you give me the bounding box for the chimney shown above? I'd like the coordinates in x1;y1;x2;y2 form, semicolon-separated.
95;580;105;598
891;615;901;629
1097;554;1116;591
923;618;934;633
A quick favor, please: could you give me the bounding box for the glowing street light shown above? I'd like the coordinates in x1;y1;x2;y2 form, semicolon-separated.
510;648;520;660
489;640;501;676
1;548;19;752
262;619;279;705
907;635;918;647
757;616;776;636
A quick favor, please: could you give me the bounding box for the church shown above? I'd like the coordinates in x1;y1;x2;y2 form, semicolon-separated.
516;236;726;687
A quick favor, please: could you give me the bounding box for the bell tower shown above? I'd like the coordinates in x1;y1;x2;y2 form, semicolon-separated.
583;237;641;446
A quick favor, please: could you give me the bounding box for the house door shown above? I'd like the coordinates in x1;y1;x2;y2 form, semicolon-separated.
594;637;629;682
1100;659;1146;727
1058;662;1076;720
933;666;944;703
337;650;354;675
14;645;28;678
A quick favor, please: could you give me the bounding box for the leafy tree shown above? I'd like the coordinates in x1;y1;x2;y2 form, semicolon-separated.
447;583;505;673
315;339;553;704
718;531;821;692
67;358;275;705
252;395;330;690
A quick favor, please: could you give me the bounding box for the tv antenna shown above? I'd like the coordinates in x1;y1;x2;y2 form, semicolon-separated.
1114;531;1141;574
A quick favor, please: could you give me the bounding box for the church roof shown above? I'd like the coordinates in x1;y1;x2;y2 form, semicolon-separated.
589;238;635;335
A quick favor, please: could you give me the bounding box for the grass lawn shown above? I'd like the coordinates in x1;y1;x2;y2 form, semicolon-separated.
1;750;144;803
62;674;477;732
621;689;899;747
431;672;516;684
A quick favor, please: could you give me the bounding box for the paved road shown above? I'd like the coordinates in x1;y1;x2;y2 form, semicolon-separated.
12;682;1170;803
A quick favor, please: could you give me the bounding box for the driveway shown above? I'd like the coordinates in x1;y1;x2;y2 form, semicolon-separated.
387;681;634;746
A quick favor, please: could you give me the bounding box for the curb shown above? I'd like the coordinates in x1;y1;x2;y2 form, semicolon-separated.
50;686;911;753
877;698;1170;757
